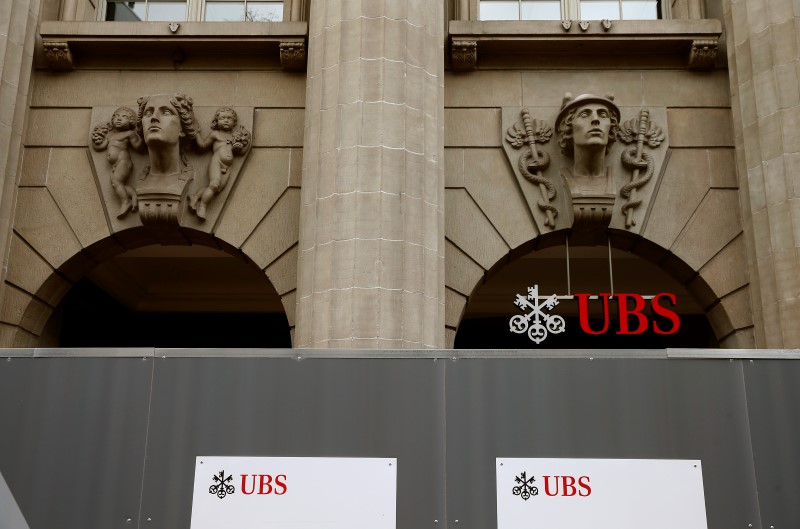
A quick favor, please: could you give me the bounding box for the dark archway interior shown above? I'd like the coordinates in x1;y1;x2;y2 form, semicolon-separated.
454;243;718;349
50;278;291;348
41;244;291;348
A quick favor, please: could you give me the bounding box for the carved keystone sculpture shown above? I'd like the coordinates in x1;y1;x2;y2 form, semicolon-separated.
556;92;620;229
90;94;253;229
501;93;667;234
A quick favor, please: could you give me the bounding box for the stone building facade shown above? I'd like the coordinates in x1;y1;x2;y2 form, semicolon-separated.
0;0;794;350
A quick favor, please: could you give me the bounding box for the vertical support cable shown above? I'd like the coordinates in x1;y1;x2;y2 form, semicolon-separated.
607;236;614;297
566;234;572;296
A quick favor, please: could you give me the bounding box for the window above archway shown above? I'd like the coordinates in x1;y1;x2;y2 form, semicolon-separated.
102;0;284;22
478;0;662;21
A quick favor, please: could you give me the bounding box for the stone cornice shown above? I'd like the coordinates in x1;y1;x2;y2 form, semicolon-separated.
39;21;308;71
449;19;722;71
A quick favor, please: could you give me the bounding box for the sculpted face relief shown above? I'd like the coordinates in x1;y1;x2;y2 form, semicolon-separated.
571;103;612;150
142;94;183;148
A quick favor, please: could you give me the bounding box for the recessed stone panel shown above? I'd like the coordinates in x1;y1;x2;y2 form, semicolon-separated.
445;71;522;108
253;109;305;147
642;70;731;108
26;109;91;147
444;108;501;147
31;71;122;107
667;108;734;147
521;71;643;108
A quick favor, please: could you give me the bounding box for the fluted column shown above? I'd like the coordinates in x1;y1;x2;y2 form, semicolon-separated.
295;0;446;348
0;0;40;292
724;0;800;346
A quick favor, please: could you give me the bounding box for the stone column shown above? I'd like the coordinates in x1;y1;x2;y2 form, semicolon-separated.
0;0;40;292
724;0;800;347
295;0;446;348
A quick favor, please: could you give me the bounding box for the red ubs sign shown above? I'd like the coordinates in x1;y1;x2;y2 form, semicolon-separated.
513;471;592;500
240;474;288;495
510;286;680;344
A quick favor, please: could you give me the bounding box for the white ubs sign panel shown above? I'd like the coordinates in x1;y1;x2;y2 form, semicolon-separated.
497;458;708;529
190;457;396;529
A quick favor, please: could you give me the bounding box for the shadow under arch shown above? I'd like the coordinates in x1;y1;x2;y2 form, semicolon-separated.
23;226;292;348
452;229;743;349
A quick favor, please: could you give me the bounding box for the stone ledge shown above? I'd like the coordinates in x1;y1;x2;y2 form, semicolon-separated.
449;19;722;71
39;21;308;71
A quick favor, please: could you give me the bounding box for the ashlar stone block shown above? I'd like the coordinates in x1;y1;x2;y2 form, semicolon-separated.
46;148;110;249
253;109;305;147
667;108;734;147
671;189;743;271
14;188;83;271
445;188;509;270
444;108;501;147
241;188;300;270
19;147;50;187
696;235;749;301
445;71;522;108
642;149;710;250
265;244;298;296
0;284;51;335
26;108;91;147
445;287;467;328
215;149;290;248
5;234;70;306
463;148;537;251
31;71;122;107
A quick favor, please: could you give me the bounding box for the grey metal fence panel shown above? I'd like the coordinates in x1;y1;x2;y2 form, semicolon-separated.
444;358;761;529
5;351;800;529
0;357;153;529
744;360;800;529
139;357;447;529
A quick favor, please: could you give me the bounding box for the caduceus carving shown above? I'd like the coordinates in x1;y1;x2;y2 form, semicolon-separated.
617;108;664;228
506;109;556;228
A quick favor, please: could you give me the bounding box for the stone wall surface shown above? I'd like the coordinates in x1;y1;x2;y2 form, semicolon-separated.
0;0;42;347
0;67;305;346
444;68;753;348
723;0;800;348
0;0;783;349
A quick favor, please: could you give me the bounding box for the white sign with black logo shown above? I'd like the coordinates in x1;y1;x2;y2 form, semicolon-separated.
190;457;396;529
497;458;708;529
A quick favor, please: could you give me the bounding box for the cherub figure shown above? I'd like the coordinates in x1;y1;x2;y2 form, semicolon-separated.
91;107;143;218
190;108;251;220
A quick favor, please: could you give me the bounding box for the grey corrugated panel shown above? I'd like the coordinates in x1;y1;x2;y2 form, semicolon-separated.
444;358;761;529
0;471;30;529
139;357;447;529
0;357;153;529
744;360;800;529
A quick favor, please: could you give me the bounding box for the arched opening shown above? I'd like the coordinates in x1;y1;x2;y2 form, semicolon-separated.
39;243;291;348
454;239;717;349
